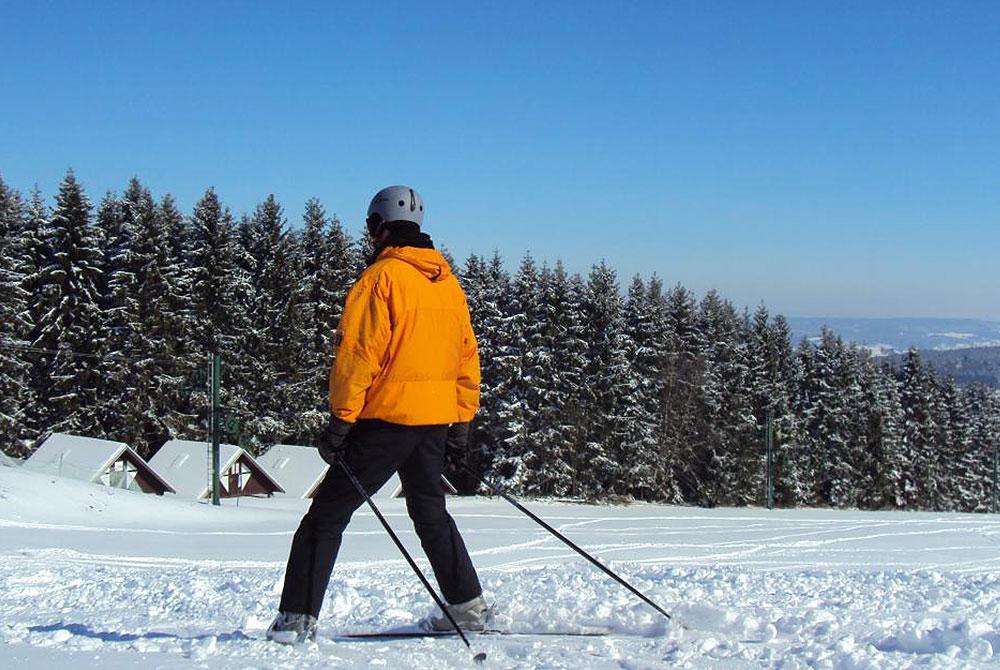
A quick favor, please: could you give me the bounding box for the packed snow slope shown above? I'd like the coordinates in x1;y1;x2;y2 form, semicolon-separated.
2;466;1000;669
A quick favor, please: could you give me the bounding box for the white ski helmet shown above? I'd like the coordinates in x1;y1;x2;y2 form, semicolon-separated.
366;185;424;236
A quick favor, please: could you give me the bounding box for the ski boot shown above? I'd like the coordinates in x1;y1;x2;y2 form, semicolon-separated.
425;595;497;632
266;611;318;645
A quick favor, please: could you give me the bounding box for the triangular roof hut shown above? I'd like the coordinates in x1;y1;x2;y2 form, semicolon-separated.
149;440;284;499
377;471;458;499
257;444;329;499
23;433;175;495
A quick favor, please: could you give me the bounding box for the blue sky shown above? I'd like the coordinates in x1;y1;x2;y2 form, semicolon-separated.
2;1;998;319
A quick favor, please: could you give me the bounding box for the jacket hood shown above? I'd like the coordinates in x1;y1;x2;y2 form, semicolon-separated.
378;246;453;282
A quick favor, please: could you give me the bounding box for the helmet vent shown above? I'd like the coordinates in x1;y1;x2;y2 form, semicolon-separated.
368;185;424;228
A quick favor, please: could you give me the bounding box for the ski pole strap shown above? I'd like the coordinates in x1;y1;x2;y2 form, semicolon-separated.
476;469;673;623
336;457;479;655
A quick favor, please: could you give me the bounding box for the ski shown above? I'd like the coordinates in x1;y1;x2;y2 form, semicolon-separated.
337;624;611;640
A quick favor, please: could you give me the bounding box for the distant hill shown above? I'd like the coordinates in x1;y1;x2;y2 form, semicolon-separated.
786;317;1000;354
785;318;1000;388
882;346;1000;388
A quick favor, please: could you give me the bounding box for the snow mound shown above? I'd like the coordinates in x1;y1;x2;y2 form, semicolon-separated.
875;619;995;659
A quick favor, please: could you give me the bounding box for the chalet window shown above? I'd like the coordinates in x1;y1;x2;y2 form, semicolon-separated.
101;459;138;490
227;460;253;496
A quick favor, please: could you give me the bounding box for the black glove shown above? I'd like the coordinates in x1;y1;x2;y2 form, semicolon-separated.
445;422;472;469
317;416;353;466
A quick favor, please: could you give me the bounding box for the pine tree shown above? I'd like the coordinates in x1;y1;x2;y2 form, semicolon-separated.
294;199;355;443
90;179;193;454
521;261;589;497
188;188;239;356
747;307;807;507
747;305;776;504
238;195;306;449
621;275;671;500
938;379;977;511
460;252;516;490
662;283;706;504
156;192;202;443
834;345;872;508
0;177;32;455
899;349;940;509
858;359;904;509
29;171;105;437
186;188;243;443
511;261;550;493
160;194;190;266
488;253;543;491
790;336;820;505
122;182;191;454
800;330;864;507
94;180;143;446
965;385;1000;512
577;261;633;498
695;291;757;506
766;314;804;506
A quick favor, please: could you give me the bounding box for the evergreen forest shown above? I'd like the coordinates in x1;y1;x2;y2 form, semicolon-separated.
1;172;998;511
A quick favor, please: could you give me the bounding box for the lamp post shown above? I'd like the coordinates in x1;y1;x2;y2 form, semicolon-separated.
766;407;774;511
992;442;997;514
210;353;221;506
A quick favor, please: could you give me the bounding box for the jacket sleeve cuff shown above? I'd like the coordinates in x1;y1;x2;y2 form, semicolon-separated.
328;415;353;436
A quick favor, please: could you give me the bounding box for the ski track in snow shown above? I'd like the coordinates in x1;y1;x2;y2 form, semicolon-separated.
2;468;1000;668
4;553;1000;669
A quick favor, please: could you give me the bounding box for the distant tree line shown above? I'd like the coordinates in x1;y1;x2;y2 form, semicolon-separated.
1;171;998;512
886;347;1000;389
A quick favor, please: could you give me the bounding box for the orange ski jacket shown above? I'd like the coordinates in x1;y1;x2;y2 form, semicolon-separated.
328;245;480;426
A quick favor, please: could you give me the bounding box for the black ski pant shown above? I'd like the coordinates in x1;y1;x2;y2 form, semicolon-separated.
278;419;482;619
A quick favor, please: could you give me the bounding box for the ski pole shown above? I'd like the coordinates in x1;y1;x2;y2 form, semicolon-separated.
463;464;675;624
336;456;486;664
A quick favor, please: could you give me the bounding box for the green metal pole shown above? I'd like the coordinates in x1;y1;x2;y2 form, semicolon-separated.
992;443;997;514
766;408;774;511
211;353;221;506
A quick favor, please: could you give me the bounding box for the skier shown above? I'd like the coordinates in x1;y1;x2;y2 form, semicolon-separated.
267;185;492;644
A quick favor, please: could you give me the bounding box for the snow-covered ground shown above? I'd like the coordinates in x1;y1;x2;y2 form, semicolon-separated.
2;465;1000;669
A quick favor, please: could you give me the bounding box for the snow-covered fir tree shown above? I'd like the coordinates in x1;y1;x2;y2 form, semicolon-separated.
858;357;904;509
577;261;633;498
695;291;757;506
237;195;308;449
459;252;516;490
94;180;150;449
520;262;590;497
185;188;246;444
661;283;707;503
899;349;941;509
116;181;191;454
620;275;674;500
486;253;542;490
187;188;239;356
938;379;976;511
965;385;1000;511
0;177;32;455
761;313;804;506
28;171;105;437
294;198;354;443
797;330;868;507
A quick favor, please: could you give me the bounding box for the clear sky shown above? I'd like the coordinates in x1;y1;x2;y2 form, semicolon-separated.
2;1;998;320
